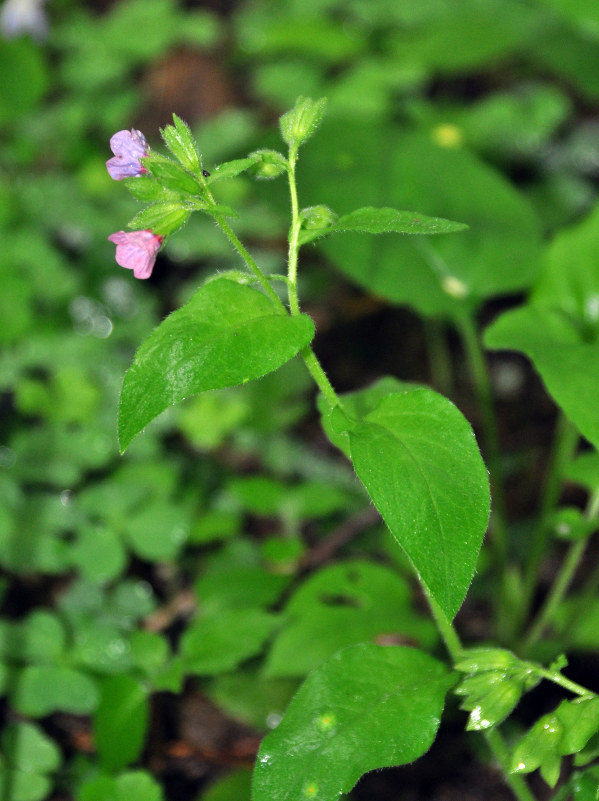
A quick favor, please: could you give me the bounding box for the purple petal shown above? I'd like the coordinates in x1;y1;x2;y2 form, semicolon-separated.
106;129;149;180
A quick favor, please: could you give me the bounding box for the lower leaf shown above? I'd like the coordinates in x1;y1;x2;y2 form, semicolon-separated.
252;643;454;801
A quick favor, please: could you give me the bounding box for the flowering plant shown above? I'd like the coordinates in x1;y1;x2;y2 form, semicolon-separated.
106;99;599;801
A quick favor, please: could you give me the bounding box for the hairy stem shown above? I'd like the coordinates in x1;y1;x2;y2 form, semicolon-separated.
198;171;286;312
284;145;343;410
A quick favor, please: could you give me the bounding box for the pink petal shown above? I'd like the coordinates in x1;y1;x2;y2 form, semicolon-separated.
108;230;163;279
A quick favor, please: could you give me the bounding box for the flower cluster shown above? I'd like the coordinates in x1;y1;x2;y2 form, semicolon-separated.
106;129;162;279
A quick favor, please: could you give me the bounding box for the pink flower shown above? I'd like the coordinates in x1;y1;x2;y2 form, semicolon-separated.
106;129;149;180
108;230;163;279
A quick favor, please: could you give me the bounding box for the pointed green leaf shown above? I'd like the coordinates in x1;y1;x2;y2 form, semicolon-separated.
127;202;190;237
123;176;180;203
318;376;421;458
253;643;453;801
94;676;149;772
141;153;203;194
161;114;201;172
207;157;260;183
300;124;541;317
299;206;468;245
118;280;314;451
348;389;490;620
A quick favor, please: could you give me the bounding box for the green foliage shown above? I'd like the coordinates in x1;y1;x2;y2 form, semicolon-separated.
346;389;490;620
5;1;599;799
118;280;315;450
253;644;453;801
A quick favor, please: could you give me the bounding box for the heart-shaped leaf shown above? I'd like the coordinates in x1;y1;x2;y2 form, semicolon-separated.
253;643;453;801
348;389;490;620
118;280;314;451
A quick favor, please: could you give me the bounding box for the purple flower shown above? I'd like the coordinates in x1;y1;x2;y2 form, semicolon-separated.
108;230;163;279
106;129;149;181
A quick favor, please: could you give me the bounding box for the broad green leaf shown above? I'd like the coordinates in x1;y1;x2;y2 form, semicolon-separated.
318;376;422;458
161;114;201;172
300;122;541;317
181;609;280;675
11;666;99;716
348;389;490;620
118;280;315;451
253;643;453;801
299;206;468;245
94;675;149;772
484;306;599;449
265;561;437;677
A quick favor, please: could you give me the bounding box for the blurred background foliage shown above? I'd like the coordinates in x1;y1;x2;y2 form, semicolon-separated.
3;0;599;799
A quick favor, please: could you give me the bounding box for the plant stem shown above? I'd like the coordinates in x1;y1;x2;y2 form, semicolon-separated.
520;414;579;623
521;488;599;653
198;171;287;313
535;665;592;698
456;313;508;568
284;144;343;410
286;145;302;316
426;592;462;661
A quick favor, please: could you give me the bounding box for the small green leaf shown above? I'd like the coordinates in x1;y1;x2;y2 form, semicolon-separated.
2;722;61;773
118;280;315;451
78;770;165;801
253;643;453;801
141;153;202;194
181;609;280;675
348;389;490;620
127;202;190;237
122;176;180;203
161;114;201;172
207;157;260;183
299;206;468;245
279;96;327;150
94;675;149;772
11;665;99;716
